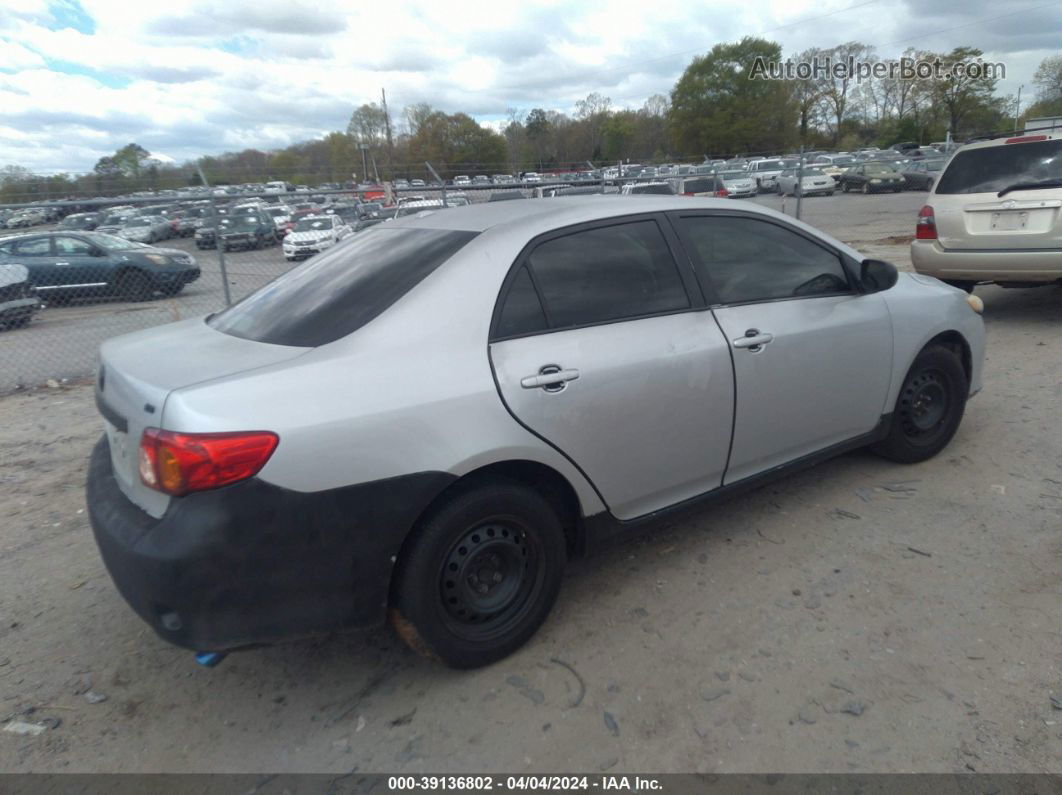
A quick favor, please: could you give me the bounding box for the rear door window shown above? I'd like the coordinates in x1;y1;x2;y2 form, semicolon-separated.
512;219;690;332
209;227;477;347
936;139;1062;194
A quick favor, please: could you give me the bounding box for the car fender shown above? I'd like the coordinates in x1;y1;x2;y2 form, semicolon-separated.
879;273;985;406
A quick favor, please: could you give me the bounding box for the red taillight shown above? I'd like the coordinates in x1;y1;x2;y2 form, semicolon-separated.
1005;135;1048;144
683;192;694;196
915;204;936;240
139;429;278;496
714;188;729;197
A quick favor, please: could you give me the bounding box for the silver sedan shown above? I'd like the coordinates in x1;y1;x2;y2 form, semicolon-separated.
87;197;985;668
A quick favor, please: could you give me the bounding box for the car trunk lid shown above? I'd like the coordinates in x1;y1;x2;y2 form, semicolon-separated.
96;317;309;517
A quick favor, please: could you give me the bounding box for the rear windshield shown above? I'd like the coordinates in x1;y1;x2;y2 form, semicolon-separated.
935;139;1062;194
208;227;478;347
631;184;674;195
682;178;718;193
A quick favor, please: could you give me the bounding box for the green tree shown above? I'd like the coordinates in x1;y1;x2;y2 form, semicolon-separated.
669;37;796;156
1033;54;1062;103
928;47;999;138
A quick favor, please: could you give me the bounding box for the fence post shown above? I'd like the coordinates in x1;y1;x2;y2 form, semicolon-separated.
425;162;446;206
208;192;233;307
795;146;805;221
196;165;232;307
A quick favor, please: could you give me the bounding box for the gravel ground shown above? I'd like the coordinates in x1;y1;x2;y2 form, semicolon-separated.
1;195;1061;774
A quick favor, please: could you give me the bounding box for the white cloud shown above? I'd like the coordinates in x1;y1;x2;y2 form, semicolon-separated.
0;0;1057;172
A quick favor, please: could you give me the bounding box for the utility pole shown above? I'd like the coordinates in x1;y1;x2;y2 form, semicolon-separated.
381;88;395;181
1014;85;1023;133
359;144;369;187
795;146;804;221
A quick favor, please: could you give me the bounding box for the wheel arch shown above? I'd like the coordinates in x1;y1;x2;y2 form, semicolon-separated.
923;330;972;384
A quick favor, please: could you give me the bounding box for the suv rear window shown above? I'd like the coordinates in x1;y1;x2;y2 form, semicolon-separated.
209;227;477;347
935;139;1062;194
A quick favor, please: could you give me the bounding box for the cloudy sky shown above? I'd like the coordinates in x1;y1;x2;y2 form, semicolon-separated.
1;0;1059;173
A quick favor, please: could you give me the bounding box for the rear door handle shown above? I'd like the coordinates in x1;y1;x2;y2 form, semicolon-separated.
520;366;580;390
732;329;774;350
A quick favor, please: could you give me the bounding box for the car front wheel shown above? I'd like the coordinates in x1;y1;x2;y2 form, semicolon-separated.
390;478;567;668
871;345;968;464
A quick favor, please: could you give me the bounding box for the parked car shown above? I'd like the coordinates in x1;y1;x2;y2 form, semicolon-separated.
453;176;472;187
901;159;946;191
620;181;675;196
394;200;448;218
0;263;42;329
57;212;103;231
219;213;277;251
671;176;728;197
96;212;135;236
492;175;514;184
86;196;984;668
5;209;46;229
776;167;835;197
118;215;171;244
282;214;351;260
838;163;906;193
0;232;199;301
472;175;491;186
715;170;757;198
410;179;427;188
746;159;798;192
910;130;1062;291
522;172;543;184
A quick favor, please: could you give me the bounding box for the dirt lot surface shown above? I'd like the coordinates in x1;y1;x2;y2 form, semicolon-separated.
1;199;1061;773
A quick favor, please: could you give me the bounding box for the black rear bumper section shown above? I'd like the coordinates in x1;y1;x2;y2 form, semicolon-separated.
86;436;455;651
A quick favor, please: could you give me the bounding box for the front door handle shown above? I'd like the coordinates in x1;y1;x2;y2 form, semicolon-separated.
732;329;774;351
520;366;580;391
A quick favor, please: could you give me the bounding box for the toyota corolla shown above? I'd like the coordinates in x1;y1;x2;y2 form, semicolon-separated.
87;197;985;668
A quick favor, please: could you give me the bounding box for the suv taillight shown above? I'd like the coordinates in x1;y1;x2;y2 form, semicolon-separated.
714;188;729;198
916;205;937;240
139;429;278;496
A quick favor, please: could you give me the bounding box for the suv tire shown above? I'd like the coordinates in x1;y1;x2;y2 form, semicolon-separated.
390;478;567;668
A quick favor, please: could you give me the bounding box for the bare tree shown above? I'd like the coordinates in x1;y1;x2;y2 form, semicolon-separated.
816;42;875;142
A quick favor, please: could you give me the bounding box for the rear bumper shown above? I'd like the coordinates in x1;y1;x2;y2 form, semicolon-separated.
86;436;454;651
911;240;1062;281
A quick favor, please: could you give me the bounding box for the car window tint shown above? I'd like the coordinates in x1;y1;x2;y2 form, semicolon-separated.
209;228;477;347
55;236;94;255
496;265;547;337
677;216;851;304
14;238;51;256
527;220;689;329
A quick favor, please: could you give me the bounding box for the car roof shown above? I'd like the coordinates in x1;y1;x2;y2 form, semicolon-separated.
390;195;784;233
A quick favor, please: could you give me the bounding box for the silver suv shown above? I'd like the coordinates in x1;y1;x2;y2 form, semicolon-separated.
88;197;985;668
910;130;1062;290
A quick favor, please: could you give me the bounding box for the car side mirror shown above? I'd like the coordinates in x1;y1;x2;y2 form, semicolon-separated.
861;259;898;293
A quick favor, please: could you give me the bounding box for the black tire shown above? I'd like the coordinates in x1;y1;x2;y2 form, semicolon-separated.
115;270;154;302
160;283;184;297
390;478;567;668
871;345;968;464
943;280;976;293
841;181;849;193
826;191;834;196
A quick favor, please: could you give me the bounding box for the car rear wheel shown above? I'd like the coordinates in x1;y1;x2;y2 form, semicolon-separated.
871;345;968;464
390;478;567;668
116;270;154;302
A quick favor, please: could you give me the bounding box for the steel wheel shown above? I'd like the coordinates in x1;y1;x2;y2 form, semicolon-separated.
872;345;967;463
439;519;542;642
390;478;566;668
898;369;948;440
